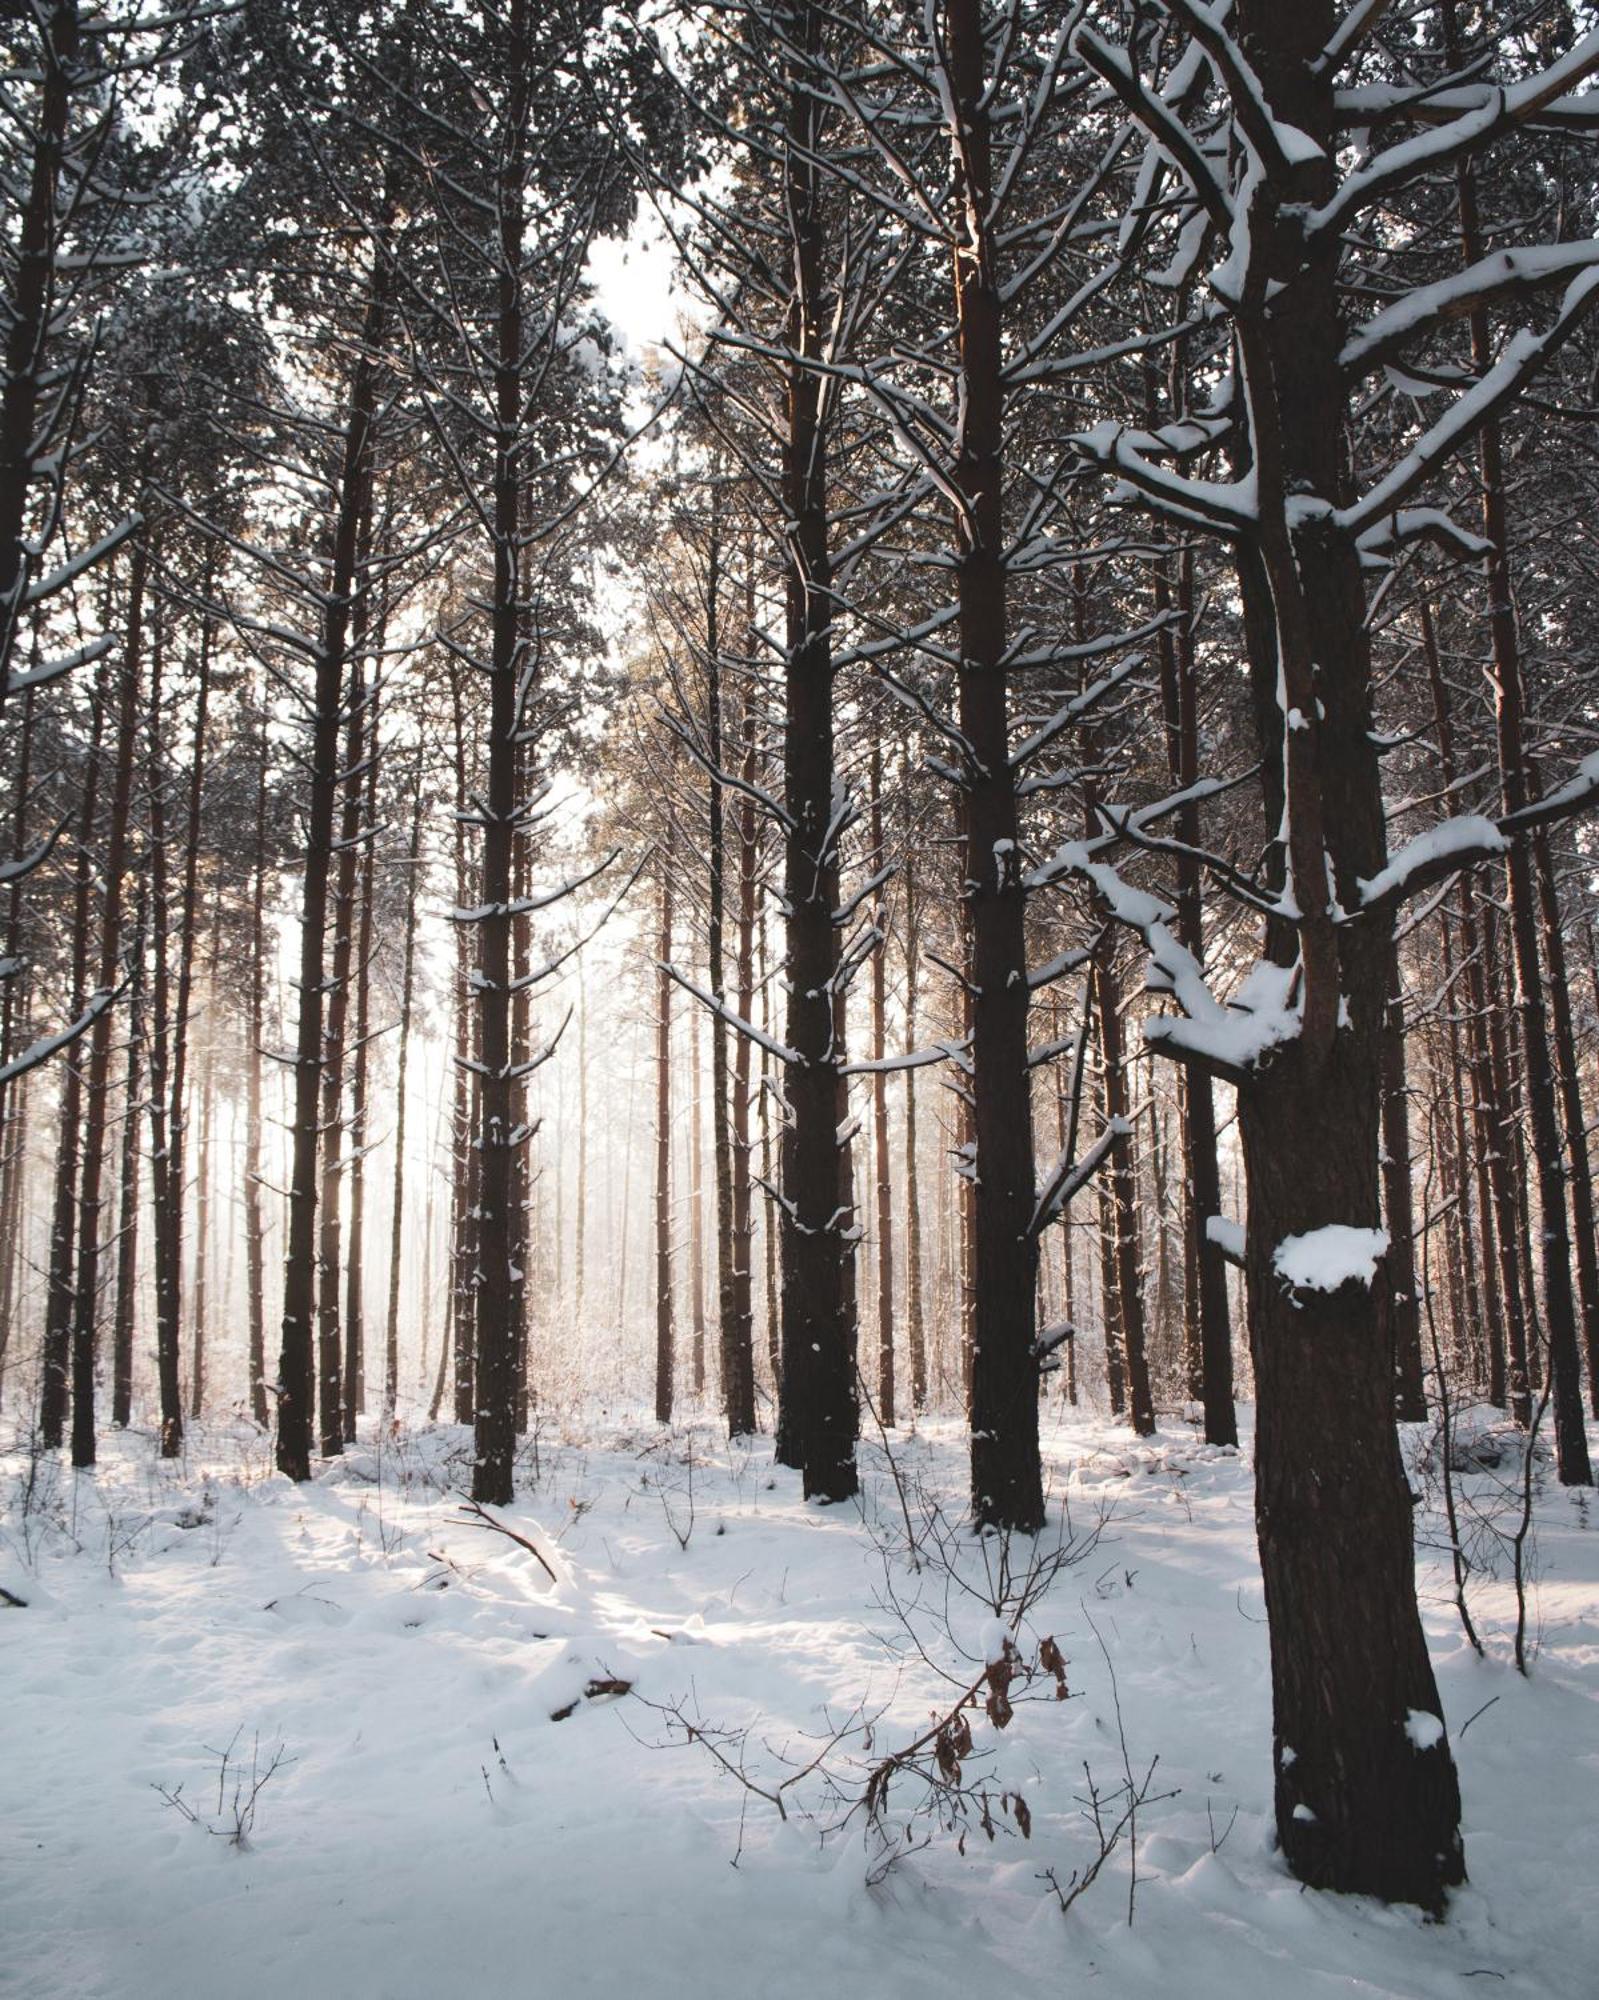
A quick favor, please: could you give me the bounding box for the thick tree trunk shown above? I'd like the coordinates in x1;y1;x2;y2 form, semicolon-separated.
1228;0;1465;1906
948;0;1040;1529
469;0;532;1505
774;0;857;1501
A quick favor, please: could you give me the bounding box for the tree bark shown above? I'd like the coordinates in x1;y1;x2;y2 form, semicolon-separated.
654;857;675;1425
275;273;386;1481
67;542;143;1465
40;665;103;1447
947;0;1040;1529
774;0;857;1501
469;0;533;1505
1227;0;1464;1906
383;757;425;1420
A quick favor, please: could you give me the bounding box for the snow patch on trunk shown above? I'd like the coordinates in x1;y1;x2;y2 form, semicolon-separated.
1272;1225;1389;1294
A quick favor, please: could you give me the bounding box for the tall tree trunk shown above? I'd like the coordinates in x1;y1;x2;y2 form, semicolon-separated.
1154;536;1235;1443
708;533;755;1436
729;663;758;1424
110;883;144;1429
689;994;707;1400
450;671;478;1429
902;853;927;1413
1420;601;1511;1408
314;645;367;1458
40;668;103;1446
154;607;214;1453
654;859;675;1424
383;757;424;1420
869;729;895;1425
143;616;183;1457
574;963;587;1328
470;0;532;1505
1533;826;1599;1418
1445;0;1588;1483
275;273;386;1482
774;0;857;1501
1380;940;1427;1421
1096;943;1151;1433
1228;0;1464;1906
244;711;270;1428
758;906;779;1391
0;1;77;695
189;1004;216;1420
67;544;143;1465
343;670;383;1440
947;0;1038;1527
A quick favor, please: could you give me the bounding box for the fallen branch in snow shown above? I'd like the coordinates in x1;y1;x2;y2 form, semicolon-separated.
550;1677;634;1722
457;1500;559;1586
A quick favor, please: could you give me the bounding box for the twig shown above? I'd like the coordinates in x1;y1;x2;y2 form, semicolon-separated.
458;1499;559;1586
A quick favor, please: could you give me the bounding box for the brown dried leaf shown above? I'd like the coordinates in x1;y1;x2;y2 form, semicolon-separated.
1039;1635;1069;1699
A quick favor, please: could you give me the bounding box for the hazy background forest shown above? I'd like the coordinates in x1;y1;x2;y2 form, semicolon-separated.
5;2;1599;1994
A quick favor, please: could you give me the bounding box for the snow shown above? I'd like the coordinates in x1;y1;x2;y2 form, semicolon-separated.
1405;1709;1446;1752
1204;1215;1245;1264
1272;1225;1389;1294
4;1408;1599;1999
1357;815;1509;907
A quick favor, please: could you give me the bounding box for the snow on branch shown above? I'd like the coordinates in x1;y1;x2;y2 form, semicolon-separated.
1341;241;1599;383
0;984;119;1087
662;962;799;1066
449;850;621;924
1337;267;1599;540
1355;815;1508;913
1072;419;1257;537
1311;27;1599;240
1030;1119;1128;1238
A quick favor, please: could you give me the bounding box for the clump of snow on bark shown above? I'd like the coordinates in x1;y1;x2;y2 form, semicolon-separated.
1405;1710;1446;1751
1272;1225;1389;1294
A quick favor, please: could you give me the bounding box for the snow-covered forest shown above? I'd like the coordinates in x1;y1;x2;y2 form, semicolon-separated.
5;2;1599;1992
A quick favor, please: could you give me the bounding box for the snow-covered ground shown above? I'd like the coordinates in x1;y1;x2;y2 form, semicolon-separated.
3;1404;1596;1999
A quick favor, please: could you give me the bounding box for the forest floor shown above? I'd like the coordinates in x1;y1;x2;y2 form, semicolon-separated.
2;1400;1597;2000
